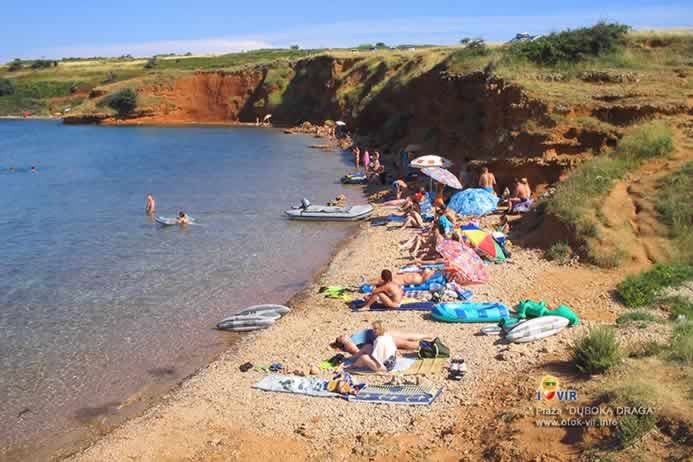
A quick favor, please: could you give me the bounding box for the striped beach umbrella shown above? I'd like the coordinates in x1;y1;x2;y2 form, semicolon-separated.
421;167;463;189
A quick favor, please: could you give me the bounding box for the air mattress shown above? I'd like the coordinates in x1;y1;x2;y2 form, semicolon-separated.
432;302;509;323
504;316;569;343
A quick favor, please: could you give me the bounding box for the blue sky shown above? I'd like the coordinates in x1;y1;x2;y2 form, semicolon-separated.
2;1;691;62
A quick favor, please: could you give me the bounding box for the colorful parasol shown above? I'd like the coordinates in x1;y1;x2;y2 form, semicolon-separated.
460;224;506;262
421;167;463;189
409;155;453;169
435;239;489;285
447;188;498;216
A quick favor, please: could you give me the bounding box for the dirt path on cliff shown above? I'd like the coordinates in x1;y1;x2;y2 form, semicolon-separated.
597;118;693;271
64;206;640;462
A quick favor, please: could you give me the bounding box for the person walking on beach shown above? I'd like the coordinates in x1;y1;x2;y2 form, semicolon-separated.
478;167;496;194
362;149;370;173
356;269;403;311
353;146;361;169
145;194;156;215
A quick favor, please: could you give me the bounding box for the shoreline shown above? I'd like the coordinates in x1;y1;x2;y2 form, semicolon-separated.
61;203;637;461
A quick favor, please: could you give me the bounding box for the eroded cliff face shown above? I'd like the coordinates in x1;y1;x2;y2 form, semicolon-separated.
64;55;685;190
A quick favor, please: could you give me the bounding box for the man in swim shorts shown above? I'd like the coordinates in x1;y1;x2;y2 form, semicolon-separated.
356;269;403;311
145;194;156;215
478;167;496;194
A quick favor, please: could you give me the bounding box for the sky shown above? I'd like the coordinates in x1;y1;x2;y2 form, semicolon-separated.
1;1;691;62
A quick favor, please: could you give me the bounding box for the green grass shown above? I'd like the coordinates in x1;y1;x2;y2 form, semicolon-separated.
571;326;622;374
152;48;315;71
545;242;573;264
616;310;657;325
670;321;693;364
656;162;693;263
617;263;693;307
598;383;657;448
661;296;693;320
546;121;674;266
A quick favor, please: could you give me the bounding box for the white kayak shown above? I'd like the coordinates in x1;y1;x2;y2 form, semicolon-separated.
504;316;570;343
285;204;374;221
155;216;196;226
216;313;278;331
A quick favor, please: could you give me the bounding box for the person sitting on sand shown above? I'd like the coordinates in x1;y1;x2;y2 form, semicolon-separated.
478;167;496;194
145;194;156;215
342;321;398;372
392;178;408;200
332;321;431;355
400;200;426;229
509;177;532;208
356;270;403;311
177;211;191;225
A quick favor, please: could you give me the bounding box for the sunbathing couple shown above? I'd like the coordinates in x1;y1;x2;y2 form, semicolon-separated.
332;321;431;373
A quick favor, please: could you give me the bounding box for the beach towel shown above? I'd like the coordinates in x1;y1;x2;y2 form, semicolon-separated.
511;198;534;214
351;300;434;311
398;263;446;273
253;375;337;397
347;384;444;405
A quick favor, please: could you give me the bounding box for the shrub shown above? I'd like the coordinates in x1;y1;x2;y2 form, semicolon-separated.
106;88;138;116
628;341;666;358
617;264;693;307
656;161;693;262
571;326;621;374
0;78;15;96
290;45;299;50
510;22;630;65
144;57;158;69
662;296;693;320
617;409;656;448
8;59;22;71
616;311;656;325
670;321;693;364
545;242;572;264
616;121;673;162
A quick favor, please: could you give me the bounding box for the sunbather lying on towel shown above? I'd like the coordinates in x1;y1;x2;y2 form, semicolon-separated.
354;269;403;311
367;268;437;286
331;321;431;355
339;321;429;372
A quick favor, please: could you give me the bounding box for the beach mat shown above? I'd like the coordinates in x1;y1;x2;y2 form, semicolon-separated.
348;384;444;405
347;357;447;376
351;300;434;311
253;375;337;398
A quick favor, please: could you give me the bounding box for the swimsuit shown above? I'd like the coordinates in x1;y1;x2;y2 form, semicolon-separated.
483;186;494;193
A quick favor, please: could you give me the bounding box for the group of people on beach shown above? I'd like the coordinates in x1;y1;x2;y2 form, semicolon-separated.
328;153;535;373
352;146;386;184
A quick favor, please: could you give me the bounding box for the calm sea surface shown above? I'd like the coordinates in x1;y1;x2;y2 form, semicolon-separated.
0;120;360;457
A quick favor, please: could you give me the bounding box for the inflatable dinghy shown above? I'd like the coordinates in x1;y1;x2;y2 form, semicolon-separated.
155;216;195;226
216;313;278;331
285;203;373;221
237;304;290;317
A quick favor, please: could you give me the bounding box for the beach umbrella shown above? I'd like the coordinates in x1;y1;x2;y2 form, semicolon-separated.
435;239;489;285
409;155;453;169
460;224;506;262
421;167;462;189
447;188;499;216
335;121;346;126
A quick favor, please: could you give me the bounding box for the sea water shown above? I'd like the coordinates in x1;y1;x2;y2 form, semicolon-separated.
0;120;360;458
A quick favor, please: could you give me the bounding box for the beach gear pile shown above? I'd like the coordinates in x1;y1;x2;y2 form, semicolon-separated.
480;299;580;342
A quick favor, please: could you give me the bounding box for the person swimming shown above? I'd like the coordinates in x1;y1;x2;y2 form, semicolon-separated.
177;211;191;225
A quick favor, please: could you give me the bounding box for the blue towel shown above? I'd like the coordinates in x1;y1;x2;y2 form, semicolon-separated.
351;300;434;311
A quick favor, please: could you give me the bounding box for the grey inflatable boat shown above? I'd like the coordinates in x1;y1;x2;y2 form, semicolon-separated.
285;199;374;221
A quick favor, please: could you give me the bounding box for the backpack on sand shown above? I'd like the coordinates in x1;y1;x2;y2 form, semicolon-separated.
418;338;450;359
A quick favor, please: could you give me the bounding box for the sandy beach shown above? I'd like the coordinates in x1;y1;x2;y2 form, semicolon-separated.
61;205;669;462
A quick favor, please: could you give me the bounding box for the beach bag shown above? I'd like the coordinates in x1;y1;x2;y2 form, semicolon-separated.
418;338;450;359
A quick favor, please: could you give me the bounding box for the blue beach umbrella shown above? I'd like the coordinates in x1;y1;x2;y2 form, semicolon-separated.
447;188;499;216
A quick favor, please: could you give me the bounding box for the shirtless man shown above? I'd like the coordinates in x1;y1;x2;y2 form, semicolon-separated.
478;167;496;194
145;194;156;215
357;269;403;310
353;146;361;169
177;211;191;225
509;177;532;208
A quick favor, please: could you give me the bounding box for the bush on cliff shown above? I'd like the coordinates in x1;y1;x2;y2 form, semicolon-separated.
0;78;15;96
510;22;630;65
106;88;137;116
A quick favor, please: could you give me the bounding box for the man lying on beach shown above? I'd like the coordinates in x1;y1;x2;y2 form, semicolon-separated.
330;321;433;355
355;269;403;310
367;268;437;286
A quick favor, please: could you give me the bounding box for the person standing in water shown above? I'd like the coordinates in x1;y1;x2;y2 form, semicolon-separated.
478;167;496;194
145;194;156;215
